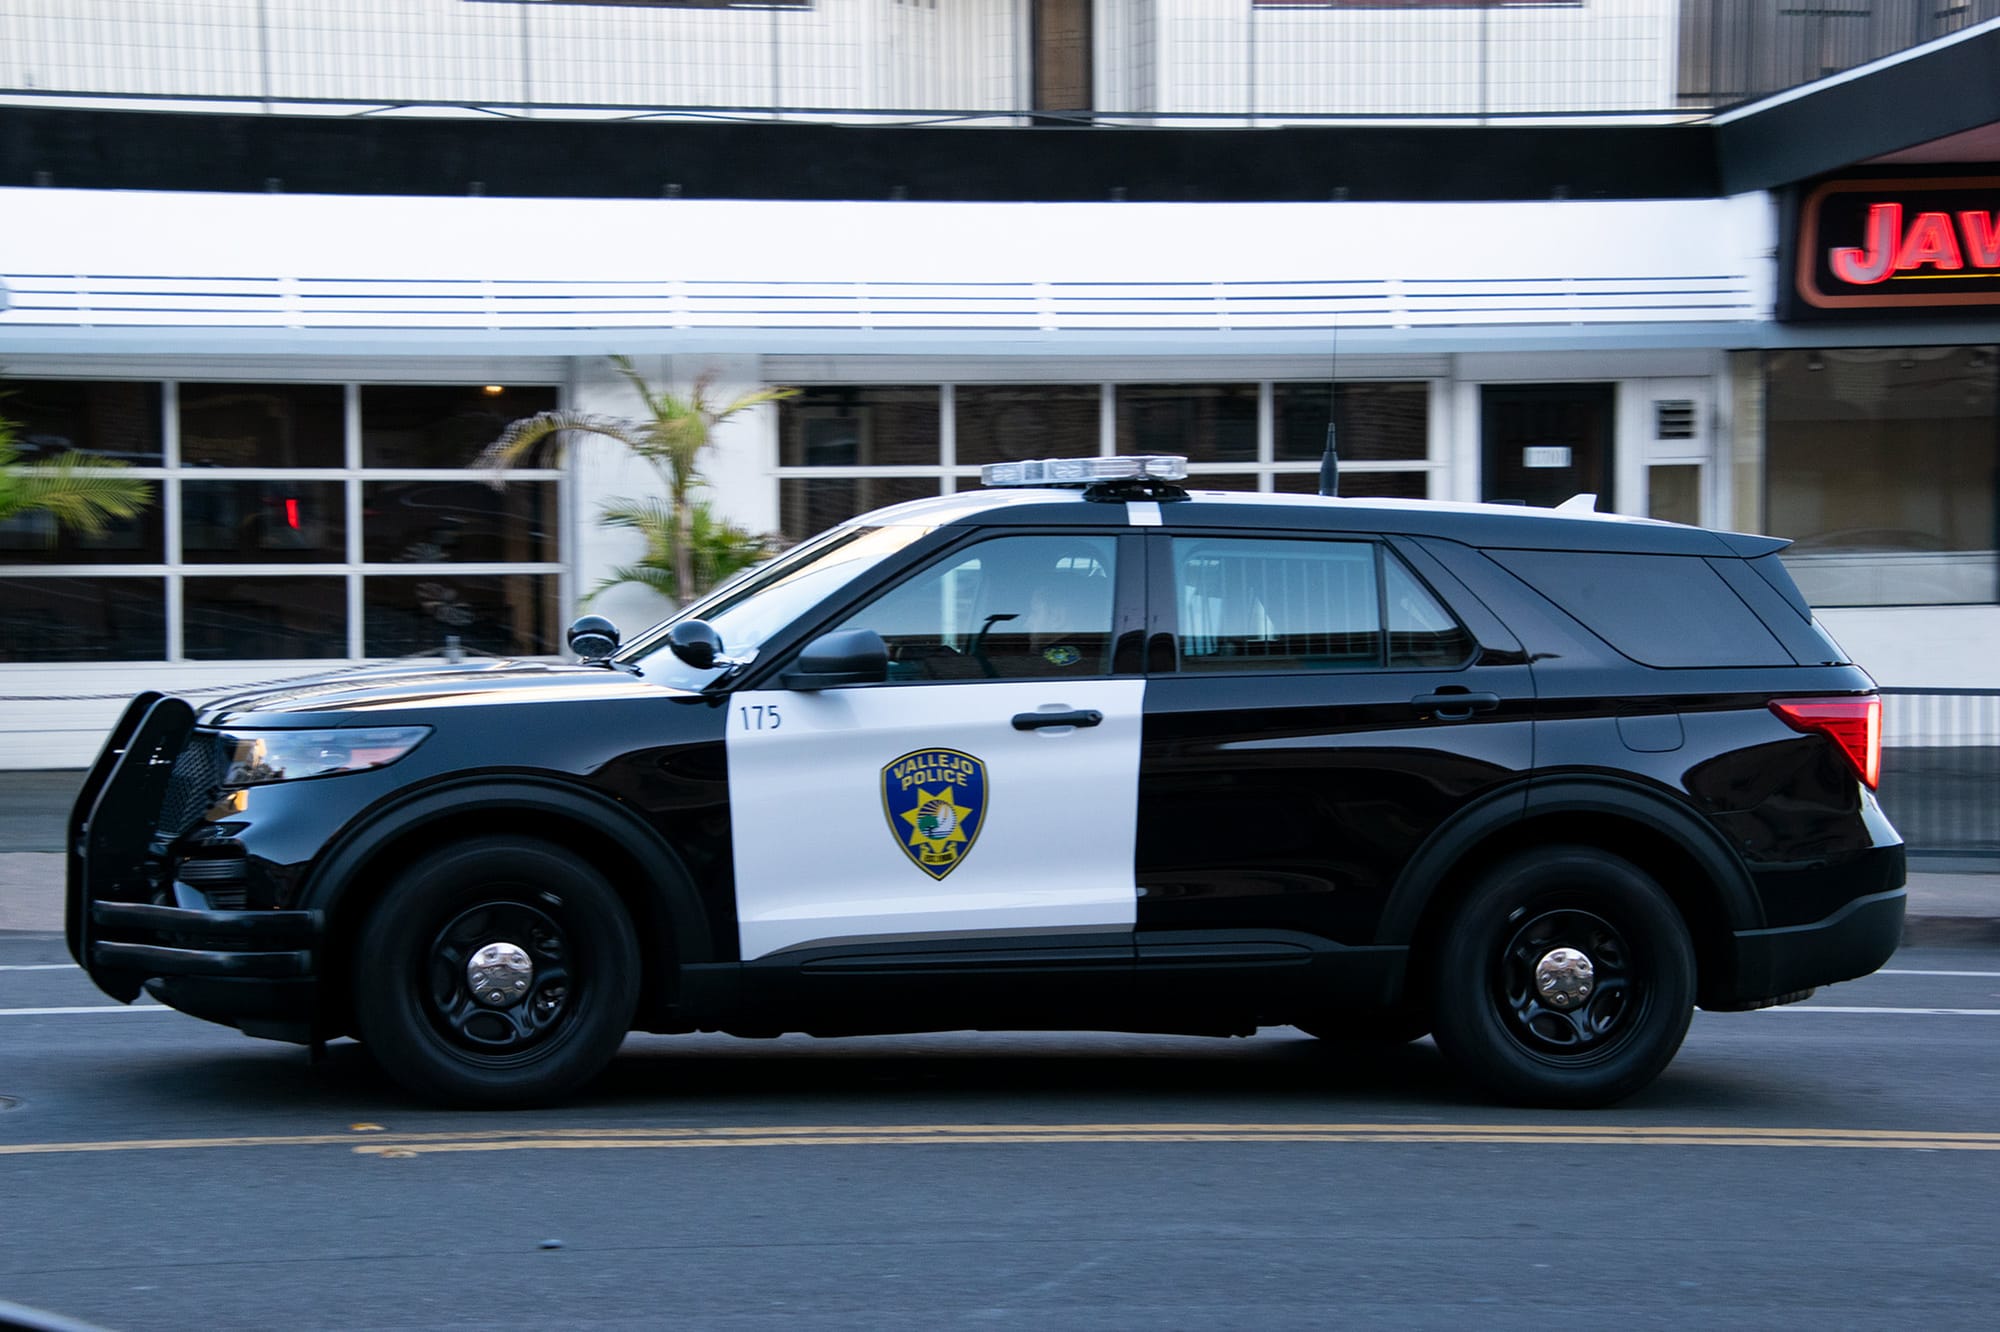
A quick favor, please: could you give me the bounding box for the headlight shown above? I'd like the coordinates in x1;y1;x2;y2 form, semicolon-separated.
219;726;431;787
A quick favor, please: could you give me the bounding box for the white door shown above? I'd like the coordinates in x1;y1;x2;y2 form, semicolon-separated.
726;532;1143;960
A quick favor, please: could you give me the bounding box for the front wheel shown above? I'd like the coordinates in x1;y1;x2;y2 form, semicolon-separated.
1430;845;1694;1108
352;835;640;1107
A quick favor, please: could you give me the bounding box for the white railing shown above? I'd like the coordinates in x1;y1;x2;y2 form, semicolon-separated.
0;270;1760;333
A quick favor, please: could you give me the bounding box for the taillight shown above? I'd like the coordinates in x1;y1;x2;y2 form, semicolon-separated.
1769;695;1881;790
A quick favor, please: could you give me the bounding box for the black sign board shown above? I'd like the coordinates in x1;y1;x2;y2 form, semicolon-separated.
1783;174;2000;321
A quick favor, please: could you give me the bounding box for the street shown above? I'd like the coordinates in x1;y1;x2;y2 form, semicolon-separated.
3;933;1999;1329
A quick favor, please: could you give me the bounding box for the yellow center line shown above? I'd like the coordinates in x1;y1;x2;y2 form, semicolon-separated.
5;1122;2000;1158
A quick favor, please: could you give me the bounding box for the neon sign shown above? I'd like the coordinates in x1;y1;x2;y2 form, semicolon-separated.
1795;176;2000;312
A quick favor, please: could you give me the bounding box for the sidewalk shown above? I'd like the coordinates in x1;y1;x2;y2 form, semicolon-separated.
3;770;1995;943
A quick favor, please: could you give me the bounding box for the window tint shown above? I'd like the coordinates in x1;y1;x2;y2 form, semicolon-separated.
1489;549;1790;668
1173;537;1382;671
836;534;1118;681
1385;555;1474;667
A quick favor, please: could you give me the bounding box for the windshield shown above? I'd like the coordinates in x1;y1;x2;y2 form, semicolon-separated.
621;523;937;689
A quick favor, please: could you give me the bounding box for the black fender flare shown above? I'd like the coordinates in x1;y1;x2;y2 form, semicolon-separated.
299;775;717;965
1376;775;1763;947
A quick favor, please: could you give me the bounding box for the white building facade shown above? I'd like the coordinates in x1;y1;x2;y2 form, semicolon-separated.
3;2;1998;766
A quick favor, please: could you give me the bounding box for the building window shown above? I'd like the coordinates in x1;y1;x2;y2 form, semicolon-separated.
1115;384;1258;464
0;379;563;663
1765;347;1998;607
955;385;1103;467
775;380;1438;543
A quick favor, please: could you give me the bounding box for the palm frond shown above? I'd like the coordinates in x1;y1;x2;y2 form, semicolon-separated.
474;410;645;484
0;448;155;538
588;493;774;604
481;356;791;602
711;385;801;418
581;564;679;608
597;496;677;534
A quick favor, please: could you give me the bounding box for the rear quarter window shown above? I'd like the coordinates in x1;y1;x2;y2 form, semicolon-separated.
1487;549;1792;668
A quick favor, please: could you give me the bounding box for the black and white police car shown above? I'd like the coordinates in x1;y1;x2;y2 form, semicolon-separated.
68;455;1905;1107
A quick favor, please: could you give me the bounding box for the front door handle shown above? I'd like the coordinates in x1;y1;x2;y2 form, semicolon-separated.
1012;709;1104;731
1411;690;1500;720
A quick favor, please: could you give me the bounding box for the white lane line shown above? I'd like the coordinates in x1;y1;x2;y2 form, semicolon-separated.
1876;969;2000;979
0;1005;170;1017
0;964;78;972
1771;1006;2000;1016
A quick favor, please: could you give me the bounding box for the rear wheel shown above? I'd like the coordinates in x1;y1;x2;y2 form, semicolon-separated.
1430;845;1694;1108
353;835;640;1107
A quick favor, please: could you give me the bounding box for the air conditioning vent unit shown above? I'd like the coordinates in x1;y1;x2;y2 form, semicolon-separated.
1655;399;1697;440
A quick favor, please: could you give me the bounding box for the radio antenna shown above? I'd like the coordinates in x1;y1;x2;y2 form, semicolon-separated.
1317;316;1340;497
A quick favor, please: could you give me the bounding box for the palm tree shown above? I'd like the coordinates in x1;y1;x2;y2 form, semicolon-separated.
0;398;154;539
479;356;795;606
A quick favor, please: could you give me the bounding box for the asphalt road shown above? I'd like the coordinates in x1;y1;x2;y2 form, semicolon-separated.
3;934;1999;1330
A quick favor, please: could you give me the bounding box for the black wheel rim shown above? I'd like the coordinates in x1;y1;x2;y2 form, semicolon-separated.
1493;907;1645;1066
422;897;576;1065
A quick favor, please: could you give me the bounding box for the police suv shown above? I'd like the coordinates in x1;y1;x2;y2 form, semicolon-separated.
68;456;1906;1108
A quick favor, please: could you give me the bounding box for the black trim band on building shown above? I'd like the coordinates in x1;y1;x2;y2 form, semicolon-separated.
0;106;1720;203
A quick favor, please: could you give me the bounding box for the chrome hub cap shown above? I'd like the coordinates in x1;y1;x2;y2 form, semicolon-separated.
467;941;534;1008
1533;946;1595;1010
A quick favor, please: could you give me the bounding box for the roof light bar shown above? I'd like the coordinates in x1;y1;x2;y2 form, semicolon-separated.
980;455;1189;488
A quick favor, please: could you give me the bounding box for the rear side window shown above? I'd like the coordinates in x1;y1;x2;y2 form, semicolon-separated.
1171;536;1471;672
1488;549;1791;668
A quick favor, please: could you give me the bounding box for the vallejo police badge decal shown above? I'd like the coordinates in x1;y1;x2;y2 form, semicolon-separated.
881;748;988;879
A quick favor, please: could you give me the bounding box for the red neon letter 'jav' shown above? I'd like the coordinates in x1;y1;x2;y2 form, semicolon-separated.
1960;211;2000;268
1829;203;1899;285
1896;211;1964;271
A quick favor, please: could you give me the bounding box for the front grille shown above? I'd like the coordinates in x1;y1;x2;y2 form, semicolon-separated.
159;733;225;838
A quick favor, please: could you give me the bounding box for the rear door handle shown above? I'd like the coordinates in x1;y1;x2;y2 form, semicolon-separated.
1012;709;1104;731
1411;691;1500;720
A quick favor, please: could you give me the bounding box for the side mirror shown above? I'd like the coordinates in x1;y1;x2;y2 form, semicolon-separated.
782;629;889;690
567;614;620;662
666;619;726;671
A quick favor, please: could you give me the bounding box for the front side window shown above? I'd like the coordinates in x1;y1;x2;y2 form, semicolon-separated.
1172;536;1468;672
833;534;1120;682
623;523;938;689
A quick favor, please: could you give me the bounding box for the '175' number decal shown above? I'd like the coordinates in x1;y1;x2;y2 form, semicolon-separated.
739;703;781;732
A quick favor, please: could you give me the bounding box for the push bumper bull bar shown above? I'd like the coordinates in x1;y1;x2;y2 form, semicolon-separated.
68;693;321;1012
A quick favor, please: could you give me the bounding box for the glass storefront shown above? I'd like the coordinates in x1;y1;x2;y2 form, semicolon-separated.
0;380;564;663
1765;347;1998;607
776;380;1440;543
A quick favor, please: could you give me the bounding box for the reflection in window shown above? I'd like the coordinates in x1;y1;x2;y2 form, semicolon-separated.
0;506;163;565
182;481;347;564
1273;469;1427;497
363;574;560;658
1174;537;1380;671
1116;384;1256;463
180;384;344;469
1;381;162;463
779;388;941;468
955;385;1101;466
839;535;1119;681
1766;346;1998;607
1385;554;1472;667
0;578;165;662
363;481;557;564
184;576;347;660
1274;382;1428;462
361;385;560;469
780;475;939;544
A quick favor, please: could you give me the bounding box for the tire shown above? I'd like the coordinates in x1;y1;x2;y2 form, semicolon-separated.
352;835;641;1107
1430;845;1694;1108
